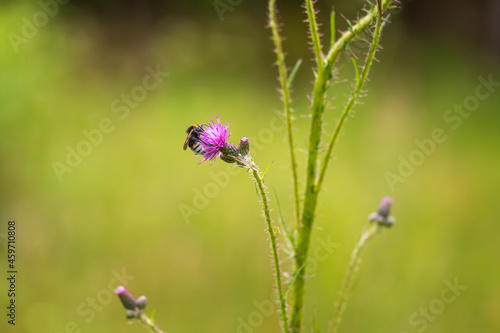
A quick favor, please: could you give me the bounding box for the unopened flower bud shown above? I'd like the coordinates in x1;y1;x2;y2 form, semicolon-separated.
136;295;147;310
238;137;250;156
219;143;239;164
125;309;138;319
220;153;237;163
379;216;395;227
115;286;137;310
377;197;392;219
369;197;395;227
368;212;379;223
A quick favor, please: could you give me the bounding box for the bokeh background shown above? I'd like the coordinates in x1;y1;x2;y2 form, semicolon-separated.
1;0;499;332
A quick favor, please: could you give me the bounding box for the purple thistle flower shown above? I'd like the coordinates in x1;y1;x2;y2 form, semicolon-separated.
199;115;231;163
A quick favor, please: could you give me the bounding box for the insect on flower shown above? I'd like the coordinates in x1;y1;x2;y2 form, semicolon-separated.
184;116;231;163
183;124;209;155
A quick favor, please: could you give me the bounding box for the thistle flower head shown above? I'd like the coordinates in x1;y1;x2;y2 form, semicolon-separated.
186;116;254;168
199;115;231;163
369;196;395;227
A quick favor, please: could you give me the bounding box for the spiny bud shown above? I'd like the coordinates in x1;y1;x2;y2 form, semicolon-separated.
377;197;392;219
125;309;139;319
369;196;395;227
115;286;137;310
219;143;239;164
136;295;147;310
238;137;250;156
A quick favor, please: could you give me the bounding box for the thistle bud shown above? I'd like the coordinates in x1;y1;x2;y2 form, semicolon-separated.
369;197;395;227
136;295;147;310
220;154;237;163
238;137;250;156
219;143;239;164
377;197;392;219
115;286;137;310
125;309;139;319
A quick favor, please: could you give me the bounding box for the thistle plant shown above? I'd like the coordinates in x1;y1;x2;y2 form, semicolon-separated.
115;286;166;333
266;0;397;331
116;0;401;332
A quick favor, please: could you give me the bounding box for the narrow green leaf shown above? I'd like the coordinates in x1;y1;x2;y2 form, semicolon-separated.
345;17;355;35
261;160;274;180
285;262;307;299
150;309;156;324
274;192;295;249
287;58;303;89
330;7;336;48
282;247;294;258
351;57;360;86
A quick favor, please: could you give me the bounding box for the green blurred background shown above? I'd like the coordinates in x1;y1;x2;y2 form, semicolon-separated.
1;0;499;332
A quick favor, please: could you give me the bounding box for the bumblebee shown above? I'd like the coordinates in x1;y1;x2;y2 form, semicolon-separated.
183;124;208;155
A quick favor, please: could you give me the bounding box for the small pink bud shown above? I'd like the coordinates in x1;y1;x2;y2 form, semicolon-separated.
115;286;137;310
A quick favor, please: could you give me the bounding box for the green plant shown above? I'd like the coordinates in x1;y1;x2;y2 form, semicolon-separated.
268;0;397;331
115;1;399;332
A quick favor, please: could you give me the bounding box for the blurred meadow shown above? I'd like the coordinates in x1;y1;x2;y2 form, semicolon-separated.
1;0;499;332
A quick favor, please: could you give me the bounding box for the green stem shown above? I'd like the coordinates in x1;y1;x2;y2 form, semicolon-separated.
305;0;324;68
268;0;301;230
317;0;385;194
291;61;325;333
139;313;166;333
251;166;289;333
330;6;336;48
330;222;379;333
324;0;392;71
290;2;391;332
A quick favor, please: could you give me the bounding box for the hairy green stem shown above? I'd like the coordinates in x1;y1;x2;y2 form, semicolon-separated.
290;1;391;332
269;0;301;230
139;313;166;333
330;222;379;333
317;0;385;194
290;10;330;333
290;67;325;331
305;0;324;68
251;166;289;332
325;0;392;70
330;6;336;48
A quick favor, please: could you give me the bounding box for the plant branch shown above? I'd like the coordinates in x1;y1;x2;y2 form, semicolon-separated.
305;0;324;68
324;0;392;71
269;0;301;231
291;56;326;332
290;1;392;331
139;313;166;333
316;0;385;194
330;6;336;48
329;222;379;333
251;165;290;333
